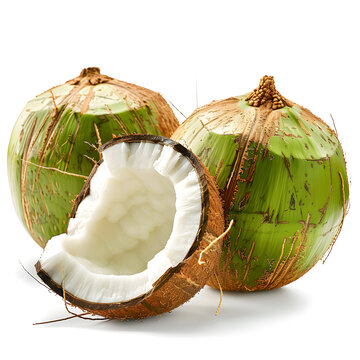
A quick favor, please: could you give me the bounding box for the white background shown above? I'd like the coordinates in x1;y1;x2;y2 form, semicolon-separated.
1;0;359;359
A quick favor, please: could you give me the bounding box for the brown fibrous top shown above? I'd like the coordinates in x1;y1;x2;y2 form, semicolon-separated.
67;67;113;86
246;75;288;110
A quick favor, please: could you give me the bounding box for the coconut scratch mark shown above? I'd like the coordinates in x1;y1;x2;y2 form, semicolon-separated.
254;213;311;290
239;241;255;290
279;129;303;138
46;171;56;195
49;90;59;118
238;192;251;212
19;128;24;143
294;113;310;136
257;207;274;224
93;122;103;160
318;156;332;224
31;196;39;225
105;104;129;135
20;117;37;237
263;233;298;290
80;86;94;115
272;214;311;287
37;183;49;217
263;238;287;288
246;152;258;183
281;153;293;181
186;115;224;146
64;116;81;171
224;140;252;213
275;214;289;226
305;156;328;164
230;226;242;261
215;159;224;183
123;97;147;133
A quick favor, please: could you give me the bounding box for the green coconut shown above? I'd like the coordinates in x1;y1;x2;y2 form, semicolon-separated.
8;67;179;248
172;76;349;291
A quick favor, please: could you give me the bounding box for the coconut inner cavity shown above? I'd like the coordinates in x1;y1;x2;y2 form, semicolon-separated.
39;141;203;303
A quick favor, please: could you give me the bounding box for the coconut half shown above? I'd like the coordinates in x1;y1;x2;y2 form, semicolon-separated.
36;135;224;319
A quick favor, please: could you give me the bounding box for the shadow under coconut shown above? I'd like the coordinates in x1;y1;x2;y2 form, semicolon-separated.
18;257;309;332
90;285;309;335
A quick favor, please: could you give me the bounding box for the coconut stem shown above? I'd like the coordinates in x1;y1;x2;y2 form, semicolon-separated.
246;75;287;110
80;67;101;77
67;67;113;86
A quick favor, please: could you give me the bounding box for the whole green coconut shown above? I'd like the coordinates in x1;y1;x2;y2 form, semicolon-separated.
172;76;349;291
8;67;179;247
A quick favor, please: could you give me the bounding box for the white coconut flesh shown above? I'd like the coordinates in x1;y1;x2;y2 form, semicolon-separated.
39;141;203;303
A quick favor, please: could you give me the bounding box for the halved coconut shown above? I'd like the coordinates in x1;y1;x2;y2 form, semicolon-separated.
36;135;224;319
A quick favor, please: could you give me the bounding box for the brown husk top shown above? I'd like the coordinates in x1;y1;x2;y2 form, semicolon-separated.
36;135;224;319
63;67;179;137
66;67;113;86
245;75;288;110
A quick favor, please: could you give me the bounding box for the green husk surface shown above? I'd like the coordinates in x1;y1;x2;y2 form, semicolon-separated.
8;68;179;248
172;76;349;291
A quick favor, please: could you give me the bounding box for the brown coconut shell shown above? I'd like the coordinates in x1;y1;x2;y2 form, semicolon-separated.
36;135;224;319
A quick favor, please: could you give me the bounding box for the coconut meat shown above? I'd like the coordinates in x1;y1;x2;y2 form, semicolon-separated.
39;141;202;303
